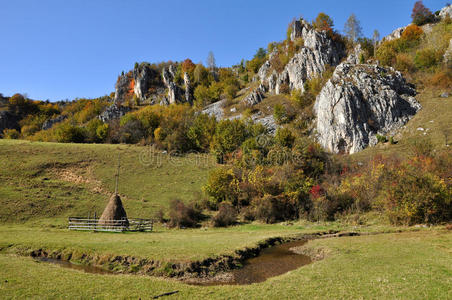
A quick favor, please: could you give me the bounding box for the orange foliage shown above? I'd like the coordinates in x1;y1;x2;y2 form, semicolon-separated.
181;58;196;74
401;24;423;41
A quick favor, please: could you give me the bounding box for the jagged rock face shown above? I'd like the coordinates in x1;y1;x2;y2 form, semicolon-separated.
133;64;160;101
0;111;19;133
162;65;182;105
98;104;131;123
439;4;452;19
259;19;345;94
314;62;421;154
184;72;192;104
114;74;130;104
42;114;67;130
243;84;266;106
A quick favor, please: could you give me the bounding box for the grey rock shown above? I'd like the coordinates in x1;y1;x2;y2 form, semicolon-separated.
114;73;130;104
441;92;449;98
314;62;421;154
42;114;67;130
184;72;192;104
382;26;406;42
439;4;452;19
201;100;225;121
162;65;182;104
259;18;344;95
252;113;277;135
133;63;160;101
98;104;131;123
243;84;266;106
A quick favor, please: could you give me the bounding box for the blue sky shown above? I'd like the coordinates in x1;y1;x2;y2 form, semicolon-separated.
0;0;447;101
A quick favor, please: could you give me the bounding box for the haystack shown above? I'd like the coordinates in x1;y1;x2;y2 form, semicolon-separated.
98;194;129;226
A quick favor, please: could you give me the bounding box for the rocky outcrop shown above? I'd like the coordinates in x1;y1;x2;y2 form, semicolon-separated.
184;72;192;104
133;63;161;101
314;62;421;154
259;18;345;95
42;114;67;130
0;111;19;133
202;100;225;121
439;4;452;19
114;73;131;104
162;65;182;105
382;26;406;42
243;84;266;106
98;104;131;123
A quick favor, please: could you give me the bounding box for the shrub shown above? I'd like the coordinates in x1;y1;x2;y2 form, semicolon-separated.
55;123;86;143
203;167;239;207
2;128;20;139
212;202;237;227
376;134;387;143
395;53;415;72
278;83;290;94
376;41;397;66
168;199;202;228
401;24;424;41
275;128;295;148
212;119;247;155
273;104;288;124
382;171;451;225
414;48;440;69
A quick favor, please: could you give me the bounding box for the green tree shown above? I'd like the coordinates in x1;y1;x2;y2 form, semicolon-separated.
313;12;334;33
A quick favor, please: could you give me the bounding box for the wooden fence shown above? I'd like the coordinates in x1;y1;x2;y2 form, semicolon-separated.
68;217;153;232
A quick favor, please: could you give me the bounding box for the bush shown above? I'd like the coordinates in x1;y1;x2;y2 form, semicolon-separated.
275;128;295;148
376;134;387;143
212;202;237;227
414;48;441;69
203;167;238;207
168;199;202;228
2;128;20;139
273;104;288;124
382;171;451;225
55;123;86;143
212;119;247;156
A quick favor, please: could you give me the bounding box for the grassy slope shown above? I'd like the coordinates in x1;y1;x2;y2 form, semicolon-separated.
0;230;450;299
0;139;213;222
350;89;452;161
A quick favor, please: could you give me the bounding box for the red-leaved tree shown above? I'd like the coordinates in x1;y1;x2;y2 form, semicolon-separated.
411;1;434;26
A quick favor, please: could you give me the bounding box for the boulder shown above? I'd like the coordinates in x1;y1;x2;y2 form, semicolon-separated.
201;100;226;121
314;62;421;154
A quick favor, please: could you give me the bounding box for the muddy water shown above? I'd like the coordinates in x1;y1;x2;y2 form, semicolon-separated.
34;257;115;275
191;239;312;286
33;239;312;285
231;239;311;285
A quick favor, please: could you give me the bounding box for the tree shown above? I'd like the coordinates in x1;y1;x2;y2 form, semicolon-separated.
254;48;267;60
411;1;434;26
313;12;334;33
207;51;216;72
372;30;380;56
344;14;363;42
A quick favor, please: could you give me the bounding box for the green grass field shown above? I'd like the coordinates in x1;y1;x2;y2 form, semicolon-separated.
0;230;450;299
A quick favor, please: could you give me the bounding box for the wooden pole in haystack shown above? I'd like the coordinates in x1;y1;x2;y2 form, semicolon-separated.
114;153;120;195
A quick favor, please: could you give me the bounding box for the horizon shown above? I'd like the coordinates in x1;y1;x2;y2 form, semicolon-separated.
0;0;447;101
